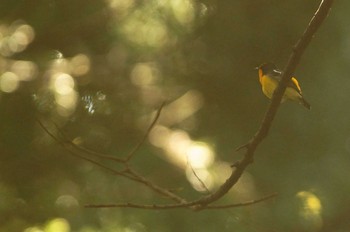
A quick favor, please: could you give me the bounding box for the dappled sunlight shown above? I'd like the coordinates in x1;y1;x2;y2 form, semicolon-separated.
211;161;233;186
0;21;37;94
208;161;259;197
161;90;204;126
296;191;323;230
0;71;19;93
0;61;38;93
230;172;257;201
50;72;78;116
45;218;70;232
24;227;44;232
41;52;91;117
170;0;195;27
55;92;78;117
52;73;75;95
48;52;91;79
149;123;216;192
186;167;214;192
50;56;70;73
70;54;91;77
149;127;216;169
11;60;38;81
108;0;208;49
0;21;35;57
164;129;192;167
149;125;171;148
55;195;79;209
122;13;169;48
107;0;135;19
186;142;214;169
130;62;163;105
146;88;210;191
25;219;100;232
130;62;160;87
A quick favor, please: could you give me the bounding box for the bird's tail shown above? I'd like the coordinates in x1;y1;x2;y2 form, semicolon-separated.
299;97;311;110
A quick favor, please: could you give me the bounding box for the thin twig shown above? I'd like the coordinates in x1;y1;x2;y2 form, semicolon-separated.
36;118;136;180
40;0;334;210
85;193;277;210
186;0;334;210
37;117;187;203
68;142;126;163
204;192;277;209
44;102;166;164
50;119;126;163
125;102;166;162
126;168;187;204
187;160;211;194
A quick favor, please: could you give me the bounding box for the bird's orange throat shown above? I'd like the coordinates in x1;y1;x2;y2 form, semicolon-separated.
258;69;263;84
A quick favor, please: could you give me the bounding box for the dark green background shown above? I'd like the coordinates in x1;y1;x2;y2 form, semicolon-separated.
1;0;349;231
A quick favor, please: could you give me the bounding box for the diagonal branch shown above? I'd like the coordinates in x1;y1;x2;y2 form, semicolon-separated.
125;102;166;162
40;0;334;211
188;0;334;209
37;103;188;203
36;118;135;180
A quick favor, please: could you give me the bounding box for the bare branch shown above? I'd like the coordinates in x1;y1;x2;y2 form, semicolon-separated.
37;117;186;202
85;193;277;210
36;118;136;180
50;119;126;163
188;0;334;209
187;161;211;194
125;102;166;162
125;168;188;204
204;193;277;210
67;142;126;163
39;0;334;211
50;102;165;163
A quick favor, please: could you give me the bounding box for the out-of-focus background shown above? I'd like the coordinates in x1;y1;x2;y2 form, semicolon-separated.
0;0;349;231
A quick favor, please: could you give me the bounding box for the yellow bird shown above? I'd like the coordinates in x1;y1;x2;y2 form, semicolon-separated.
257;62;311;110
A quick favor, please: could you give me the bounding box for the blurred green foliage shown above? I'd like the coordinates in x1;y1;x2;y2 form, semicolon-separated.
1;0;350;231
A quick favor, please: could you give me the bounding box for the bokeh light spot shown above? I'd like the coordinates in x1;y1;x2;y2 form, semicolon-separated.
186;168;213;192
162;90;204;126
11;60;38;81
108;0;135;18
53;73;75;95
171;0;195;26
296;191;323;230
50;72;78;116
149;125;171;148
121;11;169;48
165;130;192;167
70;54;90;76
55;91;78;116
0;71;19;93
55;195;79;209
15;24;35;44
186;142;214;169
45;218;70;232
23;227;43;232
131;63;159;86
0;22;35;56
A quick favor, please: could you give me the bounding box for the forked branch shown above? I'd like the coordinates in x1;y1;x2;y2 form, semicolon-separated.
39;0;334;211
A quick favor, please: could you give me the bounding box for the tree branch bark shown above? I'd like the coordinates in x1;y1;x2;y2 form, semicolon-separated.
44;0;334;211
191;0;334;209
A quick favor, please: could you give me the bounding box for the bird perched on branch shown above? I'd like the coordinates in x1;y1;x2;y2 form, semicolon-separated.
257;62;311;110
